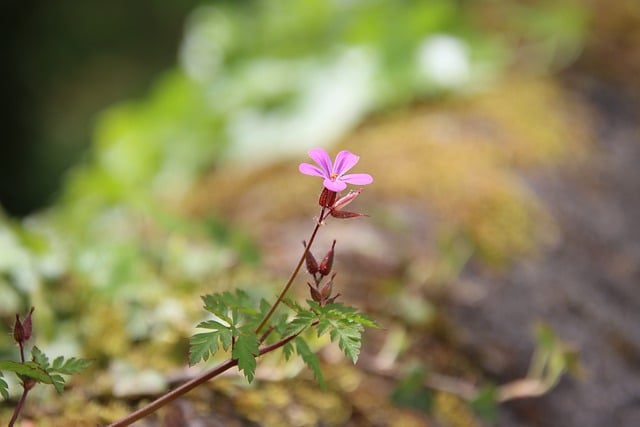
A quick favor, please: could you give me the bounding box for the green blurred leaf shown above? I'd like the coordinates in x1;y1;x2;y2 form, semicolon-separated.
0;371;9;400
470;385;498;422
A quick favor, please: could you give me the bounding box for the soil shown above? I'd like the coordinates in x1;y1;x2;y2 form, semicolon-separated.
447;80;640;427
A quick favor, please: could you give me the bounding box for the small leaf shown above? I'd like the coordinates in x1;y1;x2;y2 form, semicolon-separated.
0;372;8;400
283;342;295;361
285;310;316;336
470;386;499;422
32;346;49;368
0;361;53;385
232;330;259;382
329;324;362;364
50;373;66;394
49;357;92;375
189;332;220;366
295;337;325;389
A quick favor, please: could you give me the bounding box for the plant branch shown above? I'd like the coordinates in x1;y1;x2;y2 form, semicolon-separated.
8;384;30;427
255;206;325;335
108;331;306;427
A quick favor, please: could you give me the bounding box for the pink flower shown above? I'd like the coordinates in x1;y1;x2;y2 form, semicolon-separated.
298;148;373;192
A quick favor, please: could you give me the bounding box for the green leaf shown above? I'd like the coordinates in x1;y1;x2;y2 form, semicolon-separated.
232;330;259;382
283;341;295;361
0;361;53;386
189;322;233;366
470;385;499;422
49;356;92;375
329;323;363;364
285;309;316;336
0;371;8;400
295;337;325;389
32;346;49;368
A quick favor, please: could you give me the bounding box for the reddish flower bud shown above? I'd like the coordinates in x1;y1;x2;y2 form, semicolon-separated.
302;241;318;275
320;274;336;300
319;188;338;208
13;307;35;344
318;240;336;276
307;283;322;303
22;307;34;342
13;314;25;343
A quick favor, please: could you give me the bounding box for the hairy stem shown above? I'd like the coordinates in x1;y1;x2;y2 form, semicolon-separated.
255;206;325;334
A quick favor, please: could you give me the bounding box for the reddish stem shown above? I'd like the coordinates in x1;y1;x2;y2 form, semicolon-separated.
8;384;30;427
108;332;300;427
254;206;325;334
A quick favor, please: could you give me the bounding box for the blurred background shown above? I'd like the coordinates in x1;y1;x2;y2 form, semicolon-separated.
1;0;640;425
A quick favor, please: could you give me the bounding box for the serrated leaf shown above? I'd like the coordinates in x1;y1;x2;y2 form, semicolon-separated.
317;318;332;337
189;328;232;366
232;331;259;382
0;372;8;400
50;373;66;394
31;346;49;368
329;324;362;364
295;337;325;388
283;342;295;361
50;357;92;375
285;310;316;336
0;361;53;385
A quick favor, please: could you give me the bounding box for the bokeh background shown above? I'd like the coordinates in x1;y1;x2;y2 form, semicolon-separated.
2;0;640;426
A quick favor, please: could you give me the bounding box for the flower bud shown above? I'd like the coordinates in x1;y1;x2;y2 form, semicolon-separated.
319;240;336;276
319;188;337;208
13;307;35;344
320;273;336;300
307;283;322;303
302;241;318;275
22;307;34;342
13;314;25;343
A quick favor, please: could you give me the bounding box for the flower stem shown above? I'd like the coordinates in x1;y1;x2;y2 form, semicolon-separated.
255;207;325;335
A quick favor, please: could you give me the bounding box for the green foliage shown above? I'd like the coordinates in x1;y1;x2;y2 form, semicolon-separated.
0;371;7;399
0;347;91;395
470;386;499;422
232;328;260;382
188;321;233;366
294;337;324;388
290;301;379;365
390;367;433;413
190;290;377;385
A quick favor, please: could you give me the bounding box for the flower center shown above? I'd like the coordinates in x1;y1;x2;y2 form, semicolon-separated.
330;172;338;180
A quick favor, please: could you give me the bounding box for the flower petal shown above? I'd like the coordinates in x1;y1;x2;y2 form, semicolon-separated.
340;173;373;186
308;148;333;177
332;150;360;176
323;178;347;192
299;163;326;177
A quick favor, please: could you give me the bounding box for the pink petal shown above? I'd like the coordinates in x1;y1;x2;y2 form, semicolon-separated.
308;148;333;177
333;150;360;176
323;178;347;192
299;163;326;177
340;173;373;186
